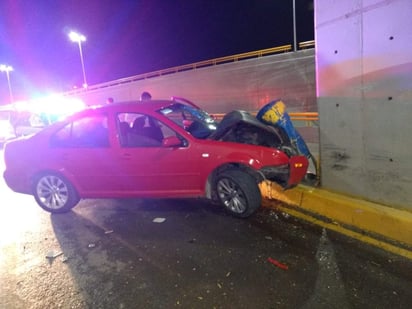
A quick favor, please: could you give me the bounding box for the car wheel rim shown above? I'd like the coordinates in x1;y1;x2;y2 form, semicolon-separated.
217;178;247;214
36;176;69;209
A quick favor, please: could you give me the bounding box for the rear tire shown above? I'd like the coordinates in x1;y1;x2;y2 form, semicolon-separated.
33;173;80;213
215;169;261;218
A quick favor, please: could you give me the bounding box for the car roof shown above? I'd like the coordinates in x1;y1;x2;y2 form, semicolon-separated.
97;99;175;111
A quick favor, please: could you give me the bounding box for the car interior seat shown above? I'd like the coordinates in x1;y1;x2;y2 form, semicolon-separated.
118;121;130;146
134;117;162;140
129;116;163;146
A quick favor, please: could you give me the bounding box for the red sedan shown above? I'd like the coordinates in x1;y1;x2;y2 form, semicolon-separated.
3;100;308;217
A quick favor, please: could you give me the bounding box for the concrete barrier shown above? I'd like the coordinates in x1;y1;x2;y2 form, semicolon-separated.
260;182;412;259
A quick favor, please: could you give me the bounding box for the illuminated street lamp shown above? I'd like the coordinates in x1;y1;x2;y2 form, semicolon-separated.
69;31;88;88
0;64;14;104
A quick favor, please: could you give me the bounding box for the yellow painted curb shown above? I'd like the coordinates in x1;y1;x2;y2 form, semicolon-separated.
260;182;412;249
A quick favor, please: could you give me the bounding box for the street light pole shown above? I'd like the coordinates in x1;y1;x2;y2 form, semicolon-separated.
0;64;14;104
293;0;297;52
69;31;88;88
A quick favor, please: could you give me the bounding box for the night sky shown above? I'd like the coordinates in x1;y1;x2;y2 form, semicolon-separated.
0;0;314;102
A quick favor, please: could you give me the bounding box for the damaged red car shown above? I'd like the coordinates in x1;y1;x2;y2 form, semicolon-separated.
3;99;308;217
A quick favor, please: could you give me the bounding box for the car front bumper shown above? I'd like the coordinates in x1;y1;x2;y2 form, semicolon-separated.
260;155;309;188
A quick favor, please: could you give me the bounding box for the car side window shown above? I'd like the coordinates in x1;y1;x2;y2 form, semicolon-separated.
50;115;109;148
116;113;186;147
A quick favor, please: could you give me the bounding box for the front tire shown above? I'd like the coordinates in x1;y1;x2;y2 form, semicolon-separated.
215;169;261;218
33;173;80;213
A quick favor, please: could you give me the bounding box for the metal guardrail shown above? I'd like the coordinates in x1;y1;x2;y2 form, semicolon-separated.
212;112;318;122
288;112;318;121
298;40;315;49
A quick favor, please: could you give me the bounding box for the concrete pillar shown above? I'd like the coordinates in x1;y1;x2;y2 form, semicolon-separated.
315;0;412;209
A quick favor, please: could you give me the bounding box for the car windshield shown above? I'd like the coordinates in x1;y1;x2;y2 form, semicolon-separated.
158;103;218;139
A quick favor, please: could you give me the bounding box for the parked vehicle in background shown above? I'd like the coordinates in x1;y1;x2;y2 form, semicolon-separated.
13;110;48;137
3;99;309;218
0;96;86;140
0;109;16;145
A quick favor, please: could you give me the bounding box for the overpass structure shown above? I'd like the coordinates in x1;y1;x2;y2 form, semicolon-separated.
65;0;412;256
67;46;317;114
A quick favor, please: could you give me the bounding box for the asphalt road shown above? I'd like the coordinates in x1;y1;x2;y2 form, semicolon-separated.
1;150;411;309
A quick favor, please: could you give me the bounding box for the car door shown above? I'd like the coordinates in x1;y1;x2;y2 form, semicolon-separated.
113;112;204;196
49;113;120;195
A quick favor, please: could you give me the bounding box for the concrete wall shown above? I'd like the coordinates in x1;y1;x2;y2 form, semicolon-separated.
316;0;412;210
69;49;316;114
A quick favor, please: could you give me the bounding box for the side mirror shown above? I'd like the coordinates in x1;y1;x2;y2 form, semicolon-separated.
162;136;182;147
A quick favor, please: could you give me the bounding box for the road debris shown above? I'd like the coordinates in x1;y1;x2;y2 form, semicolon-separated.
46;251;63;259
267;257;289;270
281;212;290;219
88;243;96;248
104;229;114;234
153;217;166;223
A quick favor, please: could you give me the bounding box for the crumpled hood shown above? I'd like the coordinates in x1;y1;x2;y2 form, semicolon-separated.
208;110;295;155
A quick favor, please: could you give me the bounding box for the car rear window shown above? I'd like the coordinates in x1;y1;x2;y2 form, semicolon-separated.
50;115;109;148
